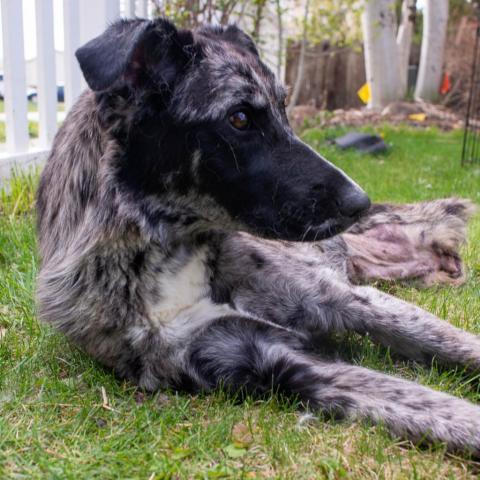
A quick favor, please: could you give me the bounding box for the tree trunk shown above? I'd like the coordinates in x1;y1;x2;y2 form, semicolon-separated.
362;0;402;109
275;0;284;80
397;0;416;97
286;0;310;115
252;0;267;43
236;0;249;25
414;0;449;102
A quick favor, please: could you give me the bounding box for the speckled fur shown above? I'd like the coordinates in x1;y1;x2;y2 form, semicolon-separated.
37;18;480;455
344;198;477;286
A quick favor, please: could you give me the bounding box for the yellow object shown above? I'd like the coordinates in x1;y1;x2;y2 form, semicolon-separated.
408;113;427;122
357;83;371;104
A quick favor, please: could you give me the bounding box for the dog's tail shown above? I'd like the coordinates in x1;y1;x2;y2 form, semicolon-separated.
342;198;478;286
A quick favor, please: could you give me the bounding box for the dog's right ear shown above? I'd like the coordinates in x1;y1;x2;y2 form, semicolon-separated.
75;18;195;92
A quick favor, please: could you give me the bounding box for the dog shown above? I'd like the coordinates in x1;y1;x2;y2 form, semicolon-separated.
36;18;480;455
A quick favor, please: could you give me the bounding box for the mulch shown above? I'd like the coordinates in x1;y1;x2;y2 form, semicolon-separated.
289;101;465;131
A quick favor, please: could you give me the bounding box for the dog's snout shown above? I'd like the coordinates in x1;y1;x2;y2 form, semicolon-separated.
337;187;371;218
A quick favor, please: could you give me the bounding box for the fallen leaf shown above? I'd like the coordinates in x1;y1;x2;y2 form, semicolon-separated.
171;447;191;460
232;422;253;448
224;443;247;458
206;465;235;478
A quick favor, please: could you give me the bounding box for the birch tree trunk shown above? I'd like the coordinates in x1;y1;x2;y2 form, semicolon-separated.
396;0;416;97
286;0;310;115
414;0;449;101
362;0;402;109
275;0;284;80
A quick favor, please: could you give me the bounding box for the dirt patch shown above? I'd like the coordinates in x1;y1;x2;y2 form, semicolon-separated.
289;102;464;131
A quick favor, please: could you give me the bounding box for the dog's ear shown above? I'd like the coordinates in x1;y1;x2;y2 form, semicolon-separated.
222;25;259;56
75;18;195;92
195;24;259;57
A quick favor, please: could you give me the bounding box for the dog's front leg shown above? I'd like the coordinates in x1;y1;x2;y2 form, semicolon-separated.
349;286;480;369
233;267;480;369
213;233;480;369
342;198;477;287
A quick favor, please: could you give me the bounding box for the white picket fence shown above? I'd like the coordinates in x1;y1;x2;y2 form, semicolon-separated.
0;0;151;180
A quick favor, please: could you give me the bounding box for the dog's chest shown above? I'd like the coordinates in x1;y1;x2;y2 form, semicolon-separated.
148;247;234;340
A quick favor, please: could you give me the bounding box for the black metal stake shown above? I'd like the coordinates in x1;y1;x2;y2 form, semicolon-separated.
462;8;480;165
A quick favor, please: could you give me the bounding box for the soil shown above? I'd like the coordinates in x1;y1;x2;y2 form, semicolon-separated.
289;101;464;132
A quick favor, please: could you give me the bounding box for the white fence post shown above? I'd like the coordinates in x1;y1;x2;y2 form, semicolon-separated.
0;0;126;180
80;0;121;45
35;0;58;148
1;0;29;153
124;0;136;17
63;0;82;111
105;0;121;22
136;0;148;17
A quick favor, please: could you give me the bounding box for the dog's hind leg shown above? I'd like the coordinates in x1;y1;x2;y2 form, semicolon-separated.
185;316;480;455
342;198;478;286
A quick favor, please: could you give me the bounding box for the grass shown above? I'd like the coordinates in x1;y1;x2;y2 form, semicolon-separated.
0;125;480;478
0;100;64;114
0;100;65;143
0;119;39;143
0;101;38;142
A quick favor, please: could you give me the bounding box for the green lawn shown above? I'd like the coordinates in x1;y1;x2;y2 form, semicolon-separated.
1;125;480;479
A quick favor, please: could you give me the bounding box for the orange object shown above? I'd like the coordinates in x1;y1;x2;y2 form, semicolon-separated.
440;73;452;95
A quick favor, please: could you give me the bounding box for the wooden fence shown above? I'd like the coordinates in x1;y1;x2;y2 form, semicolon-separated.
285;41;366;111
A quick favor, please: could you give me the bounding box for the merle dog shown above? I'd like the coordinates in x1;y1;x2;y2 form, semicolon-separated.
37;18;480;455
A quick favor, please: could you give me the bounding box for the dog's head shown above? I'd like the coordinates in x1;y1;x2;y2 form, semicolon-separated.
76;18;370;241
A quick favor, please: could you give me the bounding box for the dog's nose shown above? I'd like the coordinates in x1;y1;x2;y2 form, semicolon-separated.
337;188;371;218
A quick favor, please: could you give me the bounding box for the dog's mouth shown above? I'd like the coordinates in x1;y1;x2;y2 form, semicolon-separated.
288;215;360;242
273;195;370;241
238;199;369;242
251;214;360;242
299;217;357;241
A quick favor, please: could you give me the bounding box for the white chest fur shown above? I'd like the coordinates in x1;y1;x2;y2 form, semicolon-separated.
148;247;235;341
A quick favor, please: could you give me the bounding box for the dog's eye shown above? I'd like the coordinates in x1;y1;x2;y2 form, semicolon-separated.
229;111;250;130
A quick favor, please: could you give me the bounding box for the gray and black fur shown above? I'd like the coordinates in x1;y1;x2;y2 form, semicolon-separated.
37;18;480;455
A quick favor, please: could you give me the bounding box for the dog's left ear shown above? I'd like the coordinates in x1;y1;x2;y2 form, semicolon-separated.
75;18;195;92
